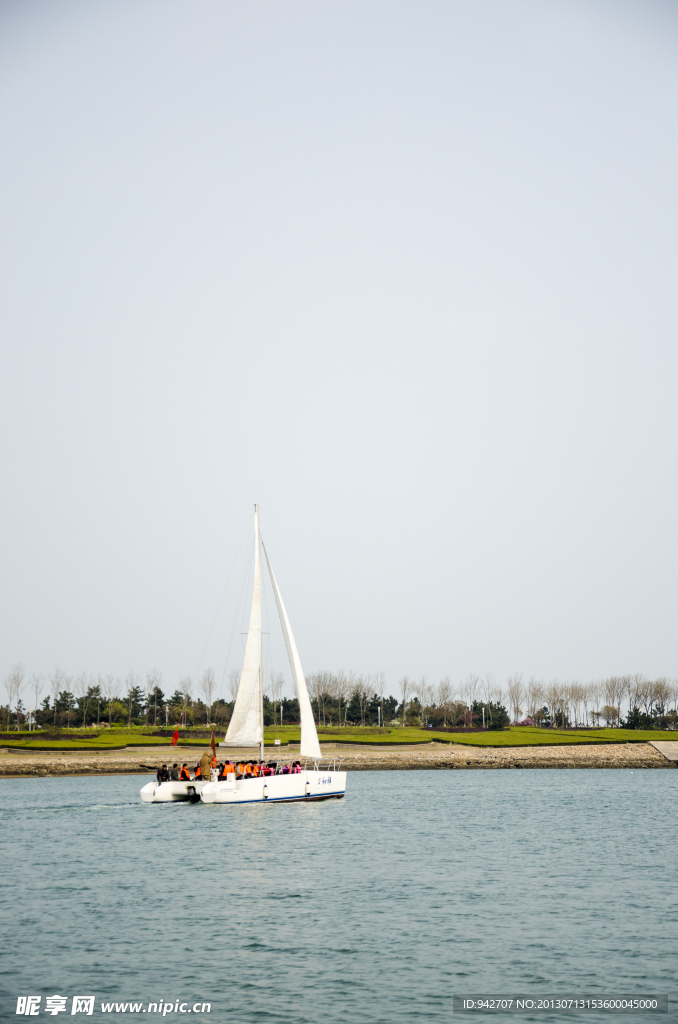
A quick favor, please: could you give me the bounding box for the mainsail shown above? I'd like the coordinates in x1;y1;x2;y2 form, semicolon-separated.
262;542;322;761
224;505;263;755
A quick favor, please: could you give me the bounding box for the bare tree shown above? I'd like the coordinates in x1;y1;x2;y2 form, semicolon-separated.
568;682;585;728
525;678;544;721
462;674;479;704
461;675;479;726
416;679;434;728
560;682;571;730
333;671;350;727
398;676;411;727
49;667;66;728
73;673;90;729
628;674;646;716
600;704;619;727
354;675;371;727
306;673;322;726
270;671;284;731
615;676;629;726
103;675;120;726
545;681;562;728
179;676;192;726
63;674;74;729
437;677;452;727
5;664;25;730
653;678;671;717
199;668;216;726
588;681;603;728
309;670;334;727
146;668;162;726
581;682;592;728
227;669;240;703
94;674;104;727
603;677;626;728
506;675;524;724
619;675;632;724
124;671;141;729
29;673;43;730
481;673;498;705
375;671;387;728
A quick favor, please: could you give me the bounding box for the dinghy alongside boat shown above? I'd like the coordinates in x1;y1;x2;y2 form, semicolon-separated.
140;779;204;803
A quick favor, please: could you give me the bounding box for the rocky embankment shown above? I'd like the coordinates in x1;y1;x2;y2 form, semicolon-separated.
340;742;673;770
0;741;673;776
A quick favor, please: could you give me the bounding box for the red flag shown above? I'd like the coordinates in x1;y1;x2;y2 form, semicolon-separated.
210;729;216;758
171;729;179;746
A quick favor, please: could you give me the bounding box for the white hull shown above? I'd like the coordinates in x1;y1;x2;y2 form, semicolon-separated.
199;769;347;804
140;780;205;803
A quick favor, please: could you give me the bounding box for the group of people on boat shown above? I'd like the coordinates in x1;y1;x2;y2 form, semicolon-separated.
156;756;303;785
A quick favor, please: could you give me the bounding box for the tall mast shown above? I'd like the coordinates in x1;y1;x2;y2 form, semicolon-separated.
255;504;264;762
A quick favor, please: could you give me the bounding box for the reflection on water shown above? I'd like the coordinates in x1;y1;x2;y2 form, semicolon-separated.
1;770;676;1023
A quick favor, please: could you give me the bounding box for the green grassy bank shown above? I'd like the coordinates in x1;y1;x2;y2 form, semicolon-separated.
1;724;676;752
0;729;218;752
266;725;678;748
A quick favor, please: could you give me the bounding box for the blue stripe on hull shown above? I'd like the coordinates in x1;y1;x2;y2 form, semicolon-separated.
211;791;345;805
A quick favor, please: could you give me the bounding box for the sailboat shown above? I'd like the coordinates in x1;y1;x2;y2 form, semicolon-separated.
198;505;346;805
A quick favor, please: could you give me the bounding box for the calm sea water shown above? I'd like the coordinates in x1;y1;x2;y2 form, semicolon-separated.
0;770;675;1023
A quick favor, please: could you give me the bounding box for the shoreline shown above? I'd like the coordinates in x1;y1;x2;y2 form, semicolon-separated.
0;741;675;777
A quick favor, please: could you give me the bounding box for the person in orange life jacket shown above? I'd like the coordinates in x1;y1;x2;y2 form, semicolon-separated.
179;764;191;780
194;762;201;778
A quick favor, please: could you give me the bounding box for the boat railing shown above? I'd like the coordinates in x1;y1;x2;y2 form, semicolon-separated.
199;759;344;780
302;758;344;772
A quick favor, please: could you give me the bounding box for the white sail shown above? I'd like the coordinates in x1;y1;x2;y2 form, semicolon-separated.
225;506;263;753
262;543;322;761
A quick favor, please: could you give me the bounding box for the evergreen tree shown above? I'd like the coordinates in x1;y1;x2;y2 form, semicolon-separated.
472;700;510;731
86;685;102;727
147;685;165;727
56;691;75;729
126;686;145;725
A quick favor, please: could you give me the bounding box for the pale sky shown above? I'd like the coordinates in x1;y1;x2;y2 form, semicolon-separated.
1;0;677;700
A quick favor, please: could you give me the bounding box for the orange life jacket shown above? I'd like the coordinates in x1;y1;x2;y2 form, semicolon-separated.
179;767;190;780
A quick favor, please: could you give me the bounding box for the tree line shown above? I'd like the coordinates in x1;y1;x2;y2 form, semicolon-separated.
2;665;677;732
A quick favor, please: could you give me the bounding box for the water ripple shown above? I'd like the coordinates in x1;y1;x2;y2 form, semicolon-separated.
0;770;676;1024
